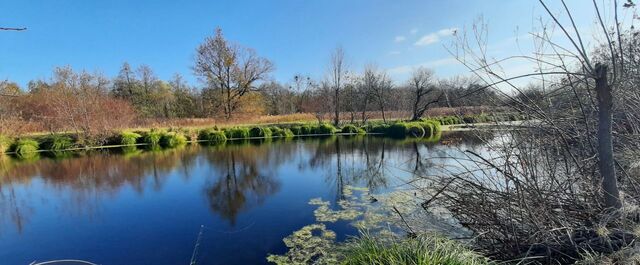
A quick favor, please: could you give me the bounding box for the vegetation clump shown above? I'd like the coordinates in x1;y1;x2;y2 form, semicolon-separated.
387;123;409;138
340;233;491;265
462;114;491;124
289;126;303;135
267;224;339;264
272;127;294;138
11;139;40;159
300;124;313;135
249;126;272;138
118;131;141;146
160;132;187;148
312;123;337;135
405;124;425;138
365;123;391;134
341;124;365;134
141;130;163;146
41;134;74;151
198;129;227;145
225;127;251;139
436;116;461;125
417;120;441;138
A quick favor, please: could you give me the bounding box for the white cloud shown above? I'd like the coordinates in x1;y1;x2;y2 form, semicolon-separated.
437;28;458;37
394;36;406;43
414;33;440;46
414;27;458;46
410;28;419;35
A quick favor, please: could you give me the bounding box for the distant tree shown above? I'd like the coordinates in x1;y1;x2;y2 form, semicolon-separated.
363;65;393;122
169;74;199;118
328;47;347;125
407;67;442;121
193;28;274;120
112;62;138;100
260;81;295;115
23;67;135;140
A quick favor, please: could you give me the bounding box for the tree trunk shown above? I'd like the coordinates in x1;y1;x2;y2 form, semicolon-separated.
411;90;421;121
595;63;621;210
334;89;340;126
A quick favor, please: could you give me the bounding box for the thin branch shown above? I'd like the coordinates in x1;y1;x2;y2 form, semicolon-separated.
0;27;27;31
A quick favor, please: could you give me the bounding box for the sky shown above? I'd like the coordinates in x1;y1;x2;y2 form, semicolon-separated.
0;0;609;88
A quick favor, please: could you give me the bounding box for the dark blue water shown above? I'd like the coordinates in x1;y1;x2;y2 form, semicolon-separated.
0;133;485;265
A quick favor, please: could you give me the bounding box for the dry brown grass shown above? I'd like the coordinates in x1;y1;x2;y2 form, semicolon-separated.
3;106;501;136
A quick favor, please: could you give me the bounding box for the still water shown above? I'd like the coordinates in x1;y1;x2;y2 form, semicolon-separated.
0;133;485;265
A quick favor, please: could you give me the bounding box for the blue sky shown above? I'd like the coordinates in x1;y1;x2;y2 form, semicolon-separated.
0;0;599;88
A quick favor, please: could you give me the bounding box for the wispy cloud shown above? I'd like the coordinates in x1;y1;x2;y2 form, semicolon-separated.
437;28;458;36
410;28;419;35
394;36;406;43
414;27;458;46
414;33;440;46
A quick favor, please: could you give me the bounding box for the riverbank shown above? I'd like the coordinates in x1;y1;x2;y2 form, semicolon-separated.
0;113;528;159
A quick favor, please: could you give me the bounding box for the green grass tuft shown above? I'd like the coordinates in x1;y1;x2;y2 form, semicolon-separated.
224;127;251;139
406;124;425;138
341;124;360;134
11;139;40;159
41;134;74;151
272;127;295;138
301;124;314;135
365;123;391;134
160;132;187;148
387;123;408;138
312;123;337;134
341;232;492;265
119;131;142;146
290;126;303;135
198;129;227;145
141;130;163;146
249;126;273;138
416;120;442;138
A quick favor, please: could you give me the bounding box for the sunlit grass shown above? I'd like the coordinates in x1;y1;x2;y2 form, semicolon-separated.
198;129;227;145
119;131;142;146
10;139;40;159
340;232;492;265
159;132;187;148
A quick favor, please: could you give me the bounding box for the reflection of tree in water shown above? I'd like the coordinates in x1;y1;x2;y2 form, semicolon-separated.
202;142;286;225
0;185;32;235
306;136;391;199
0;146;202;233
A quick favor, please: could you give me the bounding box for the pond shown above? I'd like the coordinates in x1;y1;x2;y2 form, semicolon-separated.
0;133;487;265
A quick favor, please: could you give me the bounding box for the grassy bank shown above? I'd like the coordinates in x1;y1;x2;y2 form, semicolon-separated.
0;113;522;159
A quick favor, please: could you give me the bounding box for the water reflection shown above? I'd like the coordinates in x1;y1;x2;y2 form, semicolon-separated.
202;143;283;225
0;133;492;265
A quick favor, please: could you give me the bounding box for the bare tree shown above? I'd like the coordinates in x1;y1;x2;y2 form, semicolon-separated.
419;0;640;261
407;67;442;121
194;28;274;120
364;66;393;123
328;47;347;126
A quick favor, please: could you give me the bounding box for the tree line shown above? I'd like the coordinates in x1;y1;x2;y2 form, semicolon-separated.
0;28;503;137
